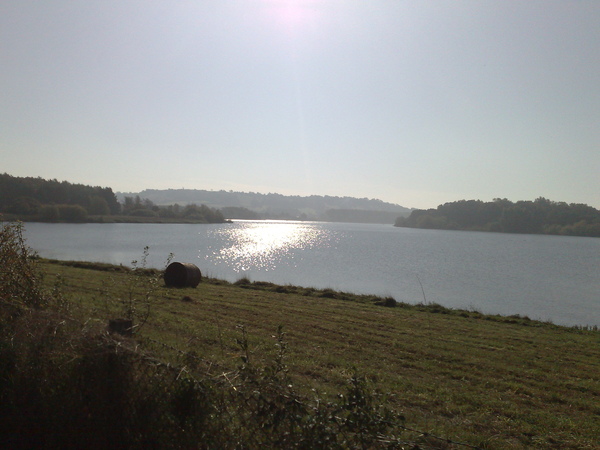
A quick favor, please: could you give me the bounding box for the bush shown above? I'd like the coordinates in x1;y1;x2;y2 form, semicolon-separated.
0;220;46;310
88;195;111;215
7;196;41;215
234;276;251;286
374;296;397;307
0;313;407;448
57;204;88;222
128;208;159;218
38;204;60;222
0;315;220;449
38;204;88;222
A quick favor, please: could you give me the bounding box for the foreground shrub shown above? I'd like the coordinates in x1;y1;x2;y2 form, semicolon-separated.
0;312;221;449
217;325;403;449
0;220;46;310
0;314;407;448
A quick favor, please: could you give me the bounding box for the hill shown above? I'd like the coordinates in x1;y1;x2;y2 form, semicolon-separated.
117;188;412;223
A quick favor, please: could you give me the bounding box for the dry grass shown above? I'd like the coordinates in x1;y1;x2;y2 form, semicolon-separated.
36;259;600;449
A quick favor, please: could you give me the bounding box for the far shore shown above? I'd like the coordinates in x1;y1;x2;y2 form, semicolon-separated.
1;214;233;225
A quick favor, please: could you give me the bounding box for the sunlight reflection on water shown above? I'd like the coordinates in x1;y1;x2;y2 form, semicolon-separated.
206;221;334;272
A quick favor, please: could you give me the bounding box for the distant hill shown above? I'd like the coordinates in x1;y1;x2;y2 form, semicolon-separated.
117;189;412;223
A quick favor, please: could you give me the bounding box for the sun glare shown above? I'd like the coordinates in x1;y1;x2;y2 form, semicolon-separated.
210;221;330;272
261;0;322;35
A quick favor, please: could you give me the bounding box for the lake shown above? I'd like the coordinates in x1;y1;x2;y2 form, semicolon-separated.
23;220;600;327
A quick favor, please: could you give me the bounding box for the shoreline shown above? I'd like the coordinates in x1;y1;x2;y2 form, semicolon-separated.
41;258;599;332
2;214;232;225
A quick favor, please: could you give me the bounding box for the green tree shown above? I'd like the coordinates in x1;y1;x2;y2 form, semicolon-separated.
500;206;539;233
88;196;110;215
7;196;41;215
57;205;88;222
39;205;60;222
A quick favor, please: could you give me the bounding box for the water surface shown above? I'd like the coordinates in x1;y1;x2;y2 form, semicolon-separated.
23;221;600;327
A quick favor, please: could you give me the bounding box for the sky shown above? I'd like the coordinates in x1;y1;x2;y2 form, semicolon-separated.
1;1;599;210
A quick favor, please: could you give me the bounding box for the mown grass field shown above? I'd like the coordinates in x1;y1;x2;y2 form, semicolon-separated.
39;259;600;449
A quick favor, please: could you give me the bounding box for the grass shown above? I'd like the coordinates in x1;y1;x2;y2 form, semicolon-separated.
34;258;600;449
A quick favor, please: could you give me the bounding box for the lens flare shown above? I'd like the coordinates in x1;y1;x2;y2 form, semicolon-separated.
261;0;321;35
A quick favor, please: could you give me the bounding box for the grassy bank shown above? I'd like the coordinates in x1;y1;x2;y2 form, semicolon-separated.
26;258;599;449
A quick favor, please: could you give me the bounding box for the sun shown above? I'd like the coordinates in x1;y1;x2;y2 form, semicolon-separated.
261;0;322;35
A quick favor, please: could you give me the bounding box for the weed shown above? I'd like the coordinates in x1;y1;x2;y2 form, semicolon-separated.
113;246;173;334
319;288;337;298
416;273;427;304
227;325;406;448
374;296;397;307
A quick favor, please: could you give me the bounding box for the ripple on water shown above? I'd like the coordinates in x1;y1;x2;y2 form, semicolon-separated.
207;221;337;272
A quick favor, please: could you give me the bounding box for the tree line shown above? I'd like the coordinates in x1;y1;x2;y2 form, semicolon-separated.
0;173;120;221
0;174;226;223
395;197;600;237
120;195;225;223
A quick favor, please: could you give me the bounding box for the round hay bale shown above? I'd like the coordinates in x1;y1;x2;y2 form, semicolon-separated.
164;262;202;288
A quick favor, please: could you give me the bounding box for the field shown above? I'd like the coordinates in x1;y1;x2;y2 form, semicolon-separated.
31;259;600;449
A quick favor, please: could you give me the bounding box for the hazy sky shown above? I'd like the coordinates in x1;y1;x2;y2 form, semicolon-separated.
2;1;599;209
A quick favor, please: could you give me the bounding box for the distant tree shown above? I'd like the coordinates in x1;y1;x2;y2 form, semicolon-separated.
220;206;260;220
39;205;60;222
158;206;176;219
324;209;401;224
7;197;41;215
395;198;600;238
123;196;135;212
0;173;120;218
143;198;156;210
181;203;225;223
57;205;88;222
129;209;159;218
99;187;121;214
88;196;110;215
500;206;538;233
